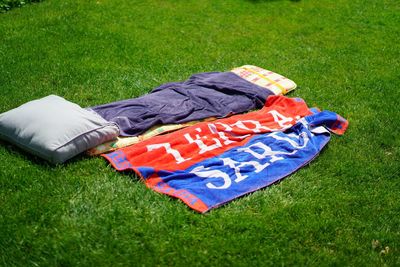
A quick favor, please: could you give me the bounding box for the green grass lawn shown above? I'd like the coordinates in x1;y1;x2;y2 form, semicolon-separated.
0;0;399;265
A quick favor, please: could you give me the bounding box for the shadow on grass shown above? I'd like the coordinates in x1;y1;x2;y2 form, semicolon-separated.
0;0;42;13
0;139;98;168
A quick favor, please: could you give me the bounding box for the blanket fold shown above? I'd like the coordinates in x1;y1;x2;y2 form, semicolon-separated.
90;65;296;137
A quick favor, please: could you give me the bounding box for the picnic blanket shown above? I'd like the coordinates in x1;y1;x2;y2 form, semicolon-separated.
103;96;348;213
89;65;296;136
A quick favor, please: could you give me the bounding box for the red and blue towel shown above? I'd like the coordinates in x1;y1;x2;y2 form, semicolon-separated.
104;96;348;213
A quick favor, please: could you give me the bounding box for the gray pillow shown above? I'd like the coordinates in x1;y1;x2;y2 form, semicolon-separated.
0;95;120;164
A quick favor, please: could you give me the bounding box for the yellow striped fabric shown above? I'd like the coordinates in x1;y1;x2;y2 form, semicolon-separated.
231;65;296;95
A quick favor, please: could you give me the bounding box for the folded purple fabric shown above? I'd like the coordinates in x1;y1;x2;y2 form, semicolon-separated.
89;71;276;136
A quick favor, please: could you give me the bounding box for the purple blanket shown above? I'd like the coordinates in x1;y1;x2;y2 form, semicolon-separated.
89;71;276;136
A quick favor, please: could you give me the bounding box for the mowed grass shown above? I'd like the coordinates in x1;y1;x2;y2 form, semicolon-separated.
0;0;399;265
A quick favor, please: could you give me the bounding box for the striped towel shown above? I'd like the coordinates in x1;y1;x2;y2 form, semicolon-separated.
231;65;297;95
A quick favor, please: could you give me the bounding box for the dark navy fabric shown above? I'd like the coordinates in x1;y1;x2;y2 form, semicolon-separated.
90;71;275;136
